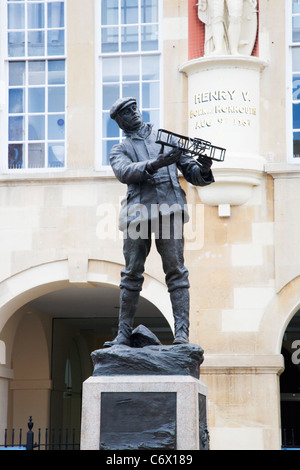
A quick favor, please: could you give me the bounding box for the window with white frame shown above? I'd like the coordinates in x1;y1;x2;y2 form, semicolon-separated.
99;0;161;166
7;0;66;170
290;0;300;159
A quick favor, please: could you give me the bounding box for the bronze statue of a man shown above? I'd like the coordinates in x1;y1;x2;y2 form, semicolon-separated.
103;97;214;348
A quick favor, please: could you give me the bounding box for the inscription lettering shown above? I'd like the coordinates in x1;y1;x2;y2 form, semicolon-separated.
194;90;236;104
242;91;251;101
215;105;256;115
195;119;213;129
191;88;257;129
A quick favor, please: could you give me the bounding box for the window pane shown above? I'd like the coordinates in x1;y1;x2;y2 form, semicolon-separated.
48;142;65;167
293;17;300;42
8;3;25;30
293;102;300;129
28;30;45;56
142;108;159;128
102;0;119;25
102;112;119;138
28;115;45;140
142;55;159;80
28;143;45;168
48;2;65;28
292;47;300;71
121;26;138;52
122;82;139;102
28;3;45;29
293;132;300;158
102;27;119;53
48;60;65;84
141;0;158;23
103;84;120;110
8;32;25;57
28;88;45;113
8;144;23;169
102;140;119;165
293;74;300;100
122;56;140;81
9;62;25;86
47;30;65;55
9;116;25;141
48;115;65;140
293;1;300;14
102;57;120;82
28;61;46;85
142;81;159;108
121;0;139;24
141;24;158;51
48;87;65;112
9;89;24;114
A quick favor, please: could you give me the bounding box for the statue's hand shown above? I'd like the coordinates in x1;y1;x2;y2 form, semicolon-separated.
150;148;182;171
196;155;213;176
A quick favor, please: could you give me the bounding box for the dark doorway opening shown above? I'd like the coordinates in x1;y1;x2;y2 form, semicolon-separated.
30;286;174;440
280;310;300;449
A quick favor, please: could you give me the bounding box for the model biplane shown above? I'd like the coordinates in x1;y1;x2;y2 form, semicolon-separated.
156;129;226;164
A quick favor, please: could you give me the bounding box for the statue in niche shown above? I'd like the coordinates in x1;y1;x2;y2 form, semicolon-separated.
198;0;258;56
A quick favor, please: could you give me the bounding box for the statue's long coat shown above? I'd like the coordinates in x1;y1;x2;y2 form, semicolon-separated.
109;125;214;231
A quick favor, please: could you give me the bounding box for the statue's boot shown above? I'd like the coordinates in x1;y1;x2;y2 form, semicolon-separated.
170;288;190;345
103;288;139;348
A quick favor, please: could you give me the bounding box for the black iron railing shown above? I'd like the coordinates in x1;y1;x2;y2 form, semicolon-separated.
282;428;300;449
0;417;80;450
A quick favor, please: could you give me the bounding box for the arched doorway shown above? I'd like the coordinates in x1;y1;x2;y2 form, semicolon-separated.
7;284;173;441
280;309;300;449
0;256;173;429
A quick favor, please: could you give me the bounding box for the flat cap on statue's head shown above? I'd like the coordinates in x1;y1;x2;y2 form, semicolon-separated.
110;97;137;120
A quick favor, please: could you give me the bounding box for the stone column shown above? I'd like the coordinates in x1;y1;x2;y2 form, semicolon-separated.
201;354;284;450
0;366;14;431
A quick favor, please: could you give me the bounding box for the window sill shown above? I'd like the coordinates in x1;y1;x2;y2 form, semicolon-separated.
0;166;116;183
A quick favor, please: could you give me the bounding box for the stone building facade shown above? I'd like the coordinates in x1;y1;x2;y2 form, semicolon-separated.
0;0;299;450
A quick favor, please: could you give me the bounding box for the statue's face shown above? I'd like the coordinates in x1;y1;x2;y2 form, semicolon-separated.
115;103;143;131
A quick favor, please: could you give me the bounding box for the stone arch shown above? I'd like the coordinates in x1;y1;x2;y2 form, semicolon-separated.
0;258;174;334
0;258;173;430
259;276;300;355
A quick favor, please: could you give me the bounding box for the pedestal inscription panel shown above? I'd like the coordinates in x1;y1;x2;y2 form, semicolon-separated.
100;392;176;450
81;376;208;450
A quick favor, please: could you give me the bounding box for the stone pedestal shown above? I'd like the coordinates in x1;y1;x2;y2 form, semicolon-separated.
80;335;208;450
80;375;208;451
